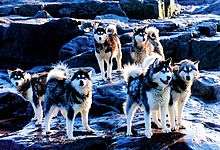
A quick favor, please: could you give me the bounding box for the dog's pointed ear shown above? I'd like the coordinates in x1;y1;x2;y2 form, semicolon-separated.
166;57;172;66
92;21;100;29
133;27;138;33
7;69;13;76
194;60;200;69
152;58;160;68
88;70;93;78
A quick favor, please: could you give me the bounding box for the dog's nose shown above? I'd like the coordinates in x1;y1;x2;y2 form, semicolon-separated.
186;76;190;81
80;80;84;86
143;38;145;41
15;82;18;86
99;37;101;40
167;76;171;81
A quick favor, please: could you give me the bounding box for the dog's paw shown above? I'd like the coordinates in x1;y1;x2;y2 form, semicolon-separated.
31;117;37;121
145;130;153;138
178;124;186;129
87;127;95;133
126;131;133;136
162;128;171;133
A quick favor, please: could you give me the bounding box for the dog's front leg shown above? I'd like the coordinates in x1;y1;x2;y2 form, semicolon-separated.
96;54;106;80
35;103;43;125
160;105;170;133
81;110;94;132
106;57;113;80
143;107;152;138
169;104;176;131
177;101;186;129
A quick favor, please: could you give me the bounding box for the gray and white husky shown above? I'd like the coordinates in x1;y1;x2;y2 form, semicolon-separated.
132;26;164;65
123;58;173;138
169;59;200;131
8;68;47;125
93;23;122;80
44;63;94;139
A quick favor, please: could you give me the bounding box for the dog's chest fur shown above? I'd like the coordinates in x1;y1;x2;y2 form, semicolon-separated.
95;35;120;58
146;87;170;110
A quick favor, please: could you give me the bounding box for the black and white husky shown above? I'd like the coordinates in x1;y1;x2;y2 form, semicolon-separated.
44;63;94;139
123;58;173;138
132;26;164;65
8;68;47;125
93;23;122;80
169;59;200;130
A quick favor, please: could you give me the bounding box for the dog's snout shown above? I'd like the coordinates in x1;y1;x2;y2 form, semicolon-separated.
143;38;145;41
186;76;190;81
15;82;18;86
99;37;102;40
80;80;84;86
167;76;171;81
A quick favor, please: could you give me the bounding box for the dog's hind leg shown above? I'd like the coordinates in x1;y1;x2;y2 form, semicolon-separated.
125;100;138;136
35;104;43;125
66;107;75;139
81;110;94;132
44;105;58;133
116;51;122;71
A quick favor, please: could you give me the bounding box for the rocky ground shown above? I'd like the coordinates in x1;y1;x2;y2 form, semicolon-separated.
0;0;220;150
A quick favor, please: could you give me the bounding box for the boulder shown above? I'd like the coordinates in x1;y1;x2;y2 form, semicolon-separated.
198;22;217;37
0;5;14;16
191;34;220;70
0;17;82;69
120;0;164;19
192;72;220;101
33;10;53;18
160;32;193;62
43;1;126;19
59;34;95;61
177;0;217;5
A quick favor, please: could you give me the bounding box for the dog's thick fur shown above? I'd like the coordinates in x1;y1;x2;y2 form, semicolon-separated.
123;57;173;138
8;68;47;125
44;63;93;139
94;23;122;80
169;59;200;130
131;26;164;65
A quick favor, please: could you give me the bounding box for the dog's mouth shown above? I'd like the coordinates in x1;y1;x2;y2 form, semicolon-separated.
160;78;170;85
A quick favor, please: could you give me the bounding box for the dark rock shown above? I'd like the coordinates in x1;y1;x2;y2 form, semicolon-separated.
44;1;126;19
193;0;220;15
33;10;53;18
59;34;95;61
191;34;220;70
0;5;14;16
119;32;133;45
178;0;217;5
198;22;217;37
14;4;42;16
120;0;164;19
0;17;82;69
150;21;179;32
160;32;193;62
192;72;220;101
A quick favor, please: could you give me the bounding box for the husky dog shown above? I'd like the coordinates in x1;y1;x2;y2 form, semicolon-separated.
132;26;164;65
44;63;94;139
123;58;172;138
169;60;199;130
8;68;47;125
94;23;122;80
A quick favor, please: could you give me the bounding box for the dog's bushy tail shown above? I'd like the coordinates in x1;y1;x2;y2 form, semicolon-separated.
47;62;69;82
106;24;117;35
123;64;143;83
